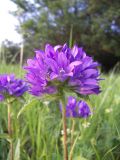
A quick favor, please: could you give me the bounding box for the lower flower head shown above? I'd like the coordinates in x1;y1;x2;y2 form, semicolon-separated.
0;74;28;101
66;96;91;118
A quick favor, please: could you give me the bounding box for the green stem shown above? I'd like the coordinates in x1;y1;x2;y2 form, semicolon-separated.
61;99;68;160
69;118;75;160
7;102;14;160
69;134;79;160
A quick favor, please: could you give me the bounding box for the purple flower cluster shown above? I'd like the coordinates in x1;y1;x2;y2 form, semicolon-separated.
24;44;101;96
0;74;27;101
66;97;91;118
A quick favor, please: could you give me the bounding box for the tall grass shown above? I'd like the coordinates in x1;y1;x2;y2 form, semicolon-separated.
0;64;120;160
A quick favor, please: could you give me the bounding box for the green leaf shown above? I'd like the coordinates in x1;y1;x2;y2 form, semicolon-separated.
74;156;88;160
38;94;61;102
0;133;11;142
17;99;38;118
16;96;26;103
14;139;20;160
69;24;73;48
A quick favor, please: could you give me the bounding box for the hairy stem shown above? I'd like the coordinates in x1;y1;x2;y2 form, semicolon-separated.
7;102;14;160
61;99;68;160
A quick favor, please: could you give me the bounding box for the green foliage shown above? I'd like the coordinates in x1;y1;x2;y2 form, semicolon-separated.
11;0;120;70
0;64;120;159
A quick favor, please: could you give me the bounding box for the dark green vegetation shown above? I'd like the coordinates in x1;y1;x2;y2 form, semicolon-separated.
0;64;120;160
8;0;120;70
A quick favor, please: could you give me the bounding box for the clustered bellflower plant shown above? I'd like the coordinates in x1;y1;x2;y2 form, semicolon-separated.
0;74;27;160
24;43;101;160
0;74;27;101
